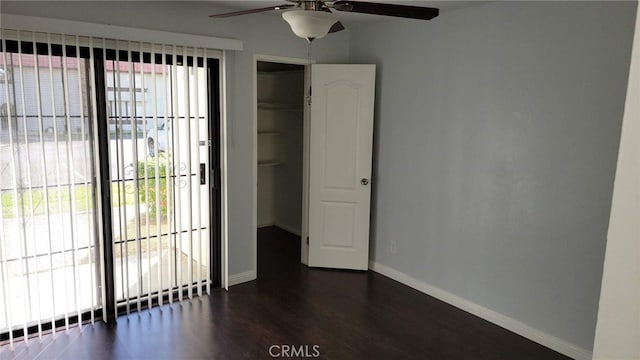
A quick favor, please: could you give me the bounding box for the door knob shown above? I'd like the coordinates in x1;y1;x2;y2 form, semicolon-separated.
361;178;369;185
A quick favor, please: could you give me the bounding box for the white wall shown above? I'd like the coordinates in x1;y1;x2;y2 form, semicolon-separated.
349;0;636;355
593;3;640;359
0;1;351;278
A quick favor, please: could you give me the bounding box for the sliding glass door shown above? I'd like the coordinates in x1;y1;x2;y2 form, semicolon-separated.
0;33;221;343
106;50;212;313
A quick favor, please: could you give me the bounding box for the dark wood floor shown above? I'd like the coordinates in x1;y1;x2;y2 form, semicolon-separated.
1;226;568;359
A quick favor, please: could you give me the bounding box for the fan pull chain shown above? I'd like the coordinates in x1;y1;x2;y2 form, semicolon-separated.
307;41;312;106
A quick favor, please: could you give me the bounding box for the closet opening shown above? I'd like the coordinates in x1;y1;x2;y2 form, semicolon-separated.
256;60;306;271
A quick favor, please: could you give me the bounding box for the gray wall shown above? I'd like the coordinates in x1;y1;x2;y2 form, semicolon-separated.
0;1;351;277
349;1;635;351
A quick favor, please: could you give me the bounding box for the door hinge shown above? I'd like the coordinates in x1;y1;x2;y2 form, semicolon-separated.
307;86;312;106
306;236;309;245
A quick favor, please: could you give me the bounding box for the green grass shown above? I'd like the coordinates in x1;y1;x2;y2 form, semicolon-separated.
2;156;171;219
1;183;137;218
110;181;139;208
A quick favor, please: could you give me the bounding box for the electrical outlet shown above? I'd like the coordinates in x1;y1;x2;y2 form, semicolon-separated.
390;239;397;254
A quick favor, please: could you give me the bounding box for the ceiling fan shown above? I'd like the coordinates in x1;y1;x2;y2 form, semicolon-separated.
209;1;439;41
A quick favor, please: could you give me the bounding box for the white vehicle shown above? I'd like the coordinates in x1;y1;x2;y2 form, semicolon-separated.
147;121;170;157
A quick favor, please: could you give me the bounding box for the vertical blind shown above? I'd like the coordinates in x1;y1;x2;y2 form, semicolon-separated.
0;29;219;344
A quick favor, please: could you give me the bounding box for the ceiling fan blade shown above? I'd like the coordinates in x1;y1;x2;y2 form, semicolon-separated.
329;21;346;33
209;4;295;18
319;6;345;33
332;1;439;20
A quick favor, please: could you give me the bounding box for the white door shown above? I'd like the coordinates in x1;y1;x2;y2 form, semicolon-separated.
308;64;376;270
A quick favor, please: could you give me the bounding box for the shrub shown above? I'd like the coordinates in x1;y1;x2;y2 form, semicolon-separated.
137;156;172;219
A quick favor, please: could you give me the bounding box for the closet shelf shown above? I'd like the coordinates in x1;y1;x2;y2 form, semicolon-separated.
258;161;282;167
258;70;304;75
257;102;303;111
257;131;282;136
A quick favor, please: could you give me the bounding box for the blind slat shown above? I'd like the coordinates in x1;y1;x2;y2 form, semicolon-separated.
162;44;173;306
45;33;71;332
75;34;96;326
16;30;44;339
114;43;131;316
171;47;182;304
126;45;142;315
138;41;152;311
183;46;193;301
60;33;83;331
193;47;203;299
1;34;16;346
151;45;163;308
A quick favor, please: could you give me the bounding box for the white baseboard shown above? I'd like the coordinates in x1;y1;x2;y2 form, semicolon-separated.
257;222;302;236
258;222;275;229
228;270;256;287
274;222;302;237
368;261;592;360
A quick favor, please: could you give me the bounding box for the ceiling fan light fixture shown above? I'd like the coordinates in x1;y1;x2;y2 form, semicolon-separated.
282;10;338;41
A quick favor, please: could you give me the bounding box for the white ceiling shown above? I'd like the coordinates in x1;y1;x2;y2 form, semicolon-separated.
207;1;489;23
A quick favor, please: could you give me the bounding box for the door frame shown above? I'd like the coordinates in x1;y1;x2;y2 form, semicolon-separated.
252;54;315;275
